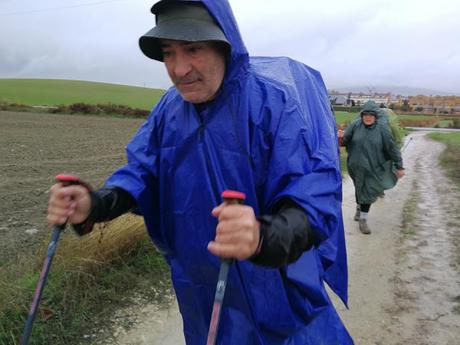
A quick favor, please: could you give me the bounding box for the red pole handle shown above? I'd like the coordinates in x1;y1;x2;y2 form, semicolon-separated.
221;190;246;205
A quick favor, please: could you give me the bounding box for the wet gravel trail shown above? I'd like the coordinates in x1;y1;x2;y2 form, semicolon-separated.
336;131;460;345
4;112;456;345
110;131;460;344
386;132;460;345
106;132;460;345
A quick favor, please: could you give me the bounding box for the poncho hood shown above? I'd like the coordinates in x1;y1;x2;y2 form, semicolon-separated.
175;0;250;90
360;100;380;114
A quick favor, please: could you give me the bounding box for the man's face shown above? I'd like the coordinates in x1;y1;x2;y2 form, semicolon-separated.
161;39;226;104
362;112;376;125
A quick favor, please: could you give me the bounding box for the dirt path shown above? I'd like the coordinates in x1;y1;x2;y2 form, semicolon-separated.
109;131;460;344
107;132;460;345
335;131;460;345
3;112;457;343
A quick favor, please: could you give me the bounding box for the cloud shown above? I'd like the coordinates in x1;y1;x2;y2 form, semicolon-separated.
1;0;459;93
0;0;171;88
231;0;460;93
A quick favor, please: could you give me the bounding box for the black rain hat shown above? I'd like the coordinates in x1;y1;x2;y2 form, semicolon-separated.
139;1;230;61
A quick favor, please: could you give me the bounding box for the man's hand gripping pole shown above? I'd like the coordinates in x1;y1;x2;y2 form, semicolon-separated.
21;174;89;345
206;190;246;345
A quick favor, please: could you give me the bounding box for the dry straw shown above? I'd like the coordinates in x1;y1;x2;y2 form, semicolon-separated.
49;213;149;268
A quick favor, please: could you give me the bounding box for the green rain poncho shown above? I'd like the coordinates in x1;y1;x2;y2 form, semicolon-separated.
343;101;404;204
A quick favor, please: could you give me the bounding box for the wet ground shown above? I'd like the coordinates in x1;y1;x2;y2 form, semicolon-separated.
1;112;458;344
336;131;460;345
109;131;460;345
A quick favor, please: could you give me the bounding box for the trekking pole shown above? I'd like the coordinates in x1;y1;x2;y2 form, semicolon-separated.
401;136;413;153
206;190;246;345
21;174;84;345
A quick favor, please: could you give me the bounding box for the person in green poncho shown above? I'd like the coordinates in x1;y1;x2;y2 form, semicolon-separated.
338;101;405;234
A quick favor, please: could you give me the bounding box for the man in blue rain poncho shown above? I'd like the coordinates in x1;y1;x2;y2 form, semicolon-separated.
47;1;353;344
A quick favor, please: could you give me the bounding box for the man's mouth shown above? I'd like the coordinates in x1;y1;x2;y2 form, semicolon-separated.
178;79;199;87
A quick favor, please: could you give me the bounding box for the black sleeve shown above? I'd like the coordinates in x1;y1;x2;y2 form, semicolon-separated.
88;187;137;222
72;187;137;236
249;199;316;268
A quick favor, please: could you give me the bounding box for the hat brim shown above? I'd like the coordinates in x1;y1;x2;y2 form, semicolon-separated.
361;111;377;117
139;19;229;61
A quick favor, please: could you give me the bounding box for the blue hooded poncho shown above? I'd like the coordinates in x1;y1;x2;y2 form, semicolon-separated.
106;1;353;344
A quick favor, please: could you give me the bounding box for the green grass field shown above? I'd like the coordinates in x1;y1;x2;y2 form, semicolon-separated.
429;132;460;147
429;132;460;187
334;111;357;125
0;79;165;110
397;114;440;121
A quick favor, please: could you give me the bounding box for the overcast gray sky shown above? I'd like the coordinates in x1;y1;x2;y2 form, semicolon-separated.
1;0;459;94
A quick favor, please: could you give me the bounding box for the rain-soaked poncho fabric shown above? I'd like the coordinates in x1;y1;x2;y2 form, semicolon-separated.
105;0;352;343
344;102;403;205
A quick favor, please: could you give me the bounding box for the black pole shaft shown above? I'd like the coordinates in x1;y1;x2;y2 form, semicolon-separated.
401;137;413;153
207;194;243;345
21;225;64;345
206;258;233;345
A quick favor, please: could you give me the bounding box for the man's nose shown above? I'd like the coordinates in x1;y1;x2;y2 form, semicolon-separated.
173;53;192;77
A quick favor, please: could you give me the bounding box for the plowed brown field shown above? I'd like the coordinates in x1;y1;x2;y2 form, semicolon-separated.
0;111;144;263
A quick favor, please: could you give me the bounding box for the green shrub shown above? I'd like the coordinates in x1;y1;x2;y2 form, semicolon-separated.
46;103;150;118
449;118;460;129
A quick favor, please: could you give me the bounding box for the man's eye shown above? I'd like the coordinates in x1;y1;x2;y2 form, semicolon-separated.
187;45;202;54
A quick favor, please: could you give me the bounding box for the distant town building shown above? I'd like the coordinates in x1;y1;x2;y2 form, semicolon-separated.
328;91;391;106
410;98;460;114
328;90;460;114
329;95;348;105
412;104;435;113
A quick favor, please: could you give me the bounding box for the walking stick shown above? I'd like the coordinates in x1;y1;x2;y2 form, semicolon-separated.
21;174;84;345
206;190;246;345
401;136;413;153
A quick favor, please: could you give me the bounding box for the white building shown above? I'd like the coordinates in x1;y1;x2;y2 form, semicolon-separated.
329;91;391;106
